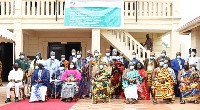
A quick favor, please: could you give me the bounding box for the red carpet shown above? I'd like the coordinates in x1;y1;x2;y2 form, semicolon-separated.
0;99;77;110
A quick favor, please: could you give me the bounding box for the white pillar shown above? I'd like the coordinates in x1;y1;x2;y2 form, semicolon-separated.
14;24;23;59
170;23;180;59
92;29;100;53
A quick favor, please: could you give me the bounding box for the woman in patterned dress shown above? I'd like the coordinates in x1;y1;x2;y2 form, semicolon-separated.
135;62;150;100
61;62;81;102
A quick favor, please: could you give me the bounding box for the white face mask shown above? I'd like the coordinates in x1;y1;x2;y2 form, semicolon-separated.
99;65;103;69
59;67;64;70
20;55;24;59
94;53;99;57
106;53;110;56
120;56;123;59
72;52;75;56
36;56;39;59
192;67;195;70
51;56;55;59
61;58;65;61
70;65;74;68
112;56;117;59
77;55;81;58
133;55;136;59
130;66;134;70
35;66;39;70
191;52;196;57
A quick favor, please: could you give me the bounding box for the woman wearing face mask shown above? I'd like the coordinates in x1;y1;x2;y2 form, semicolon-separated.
135;62;150;100
122;62;142;104
61;62;81;103
92;62;113;104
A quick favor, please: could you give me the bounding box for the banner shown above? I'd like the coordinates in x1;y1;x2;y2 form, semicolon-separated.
64;0;124;28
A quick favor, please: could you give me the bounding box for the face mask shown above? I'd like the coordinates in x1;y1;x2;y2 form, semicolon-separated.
77;55;81;58
120;56;123;59
113;52;117;56
51;56;55;59
14;66;18;70
106;53;110;56
150;57;154;60
159;62;164;66
177;56;181;59
112;56;117;59
130;66;134;70
184;65;189;70
133;55;136;59
72;52;75;56
94;53;98;57
38;64;43;68
35;66;39;69
20;55;24;59
70;65;74;68
137;65;141;69
61;58;65;61
191;52;195;57
59;67;64;71
161;53;166;57
99;65;103;69
163;64;168;68
192;67;195;70
36;56;39;59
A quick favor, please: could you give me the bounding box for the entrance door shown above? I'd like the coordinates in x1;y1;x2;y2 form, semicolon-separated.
48;42;81;61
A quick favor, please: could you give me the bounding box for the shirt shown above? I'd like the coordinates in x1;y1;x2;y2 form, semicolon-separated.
15;59;30;70
8;69;24;82
38;70;42;79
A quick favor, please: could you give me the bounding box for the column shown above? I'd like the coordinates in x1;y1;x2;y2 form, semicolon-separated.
172;0;180;17
42;42;48;60
170;23;180;59
92;29;100;53
15;0;22;16
81;42;87;58
14;25;23;59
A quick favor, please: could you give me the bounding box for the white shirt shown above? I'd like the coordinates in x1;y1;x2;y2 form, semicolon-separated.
189;56;200;70
102;56;111;63
8;69;24;82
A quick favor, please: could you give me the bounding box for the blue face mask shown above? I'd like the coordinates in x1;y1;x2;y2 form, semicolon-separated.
130;66;134;70
36;56;39;59
150;57;154;60
20;55;24;59
163;64;168;68
162;53;166;57
159;62;164;66
177;56;181;59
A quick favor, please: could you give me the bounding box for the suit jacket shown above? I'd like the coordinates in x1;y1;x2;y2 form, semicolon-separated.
31;68;50;87
157;56;171;67
120;57;129;69
69;56;77;63
144;58;158;71
171;58;185;75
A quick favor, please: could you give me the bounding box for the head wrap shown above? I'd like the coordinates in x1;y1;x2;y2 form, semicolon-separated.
37;52;41;55
50;51;55;55
37;60;45;66
106;49;111;52
61;55;65;58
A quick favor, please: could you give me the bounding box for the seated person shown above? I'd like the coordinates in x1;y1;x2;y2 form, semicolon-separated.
178;63;199;104
152;59;175;104
92;62;113;104
122;62;142;104
5;63;24;103
29;60;50;102
51;64;65;98
61;62;81;103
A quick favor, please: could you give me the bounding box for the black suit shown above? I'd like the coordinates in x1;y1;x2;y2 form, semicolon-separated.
120;57;129;69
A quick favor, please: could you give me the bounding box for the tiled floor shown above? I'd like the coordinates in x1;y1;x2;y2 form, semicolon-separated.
1;82;200;110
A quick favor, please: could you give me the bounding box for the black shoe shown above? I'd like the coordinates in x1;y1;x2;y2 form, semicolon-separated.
15;98;19;102
5;98;11;103
61;98;66;102
39;100;43;102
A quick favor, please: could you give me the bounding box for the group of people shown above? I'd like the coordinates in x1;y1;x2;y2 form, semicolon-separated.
4;48;200;105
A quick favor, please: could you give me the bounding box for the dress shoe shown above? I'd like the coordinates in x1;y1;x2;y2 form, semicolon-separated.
15;98;19;102
5;98;11;103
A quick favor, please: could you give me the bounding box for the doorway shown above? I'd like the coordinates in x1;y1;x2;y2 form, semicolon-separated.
48;42;81;61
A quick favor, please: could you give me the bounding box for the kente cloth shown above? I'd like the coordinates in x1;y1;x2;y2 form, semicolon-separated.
137;69;150;100
61;60;69;69
111;67;122;95
152;67;175;102
93;69;113;100
180;69;199;100
146;60;155;86
27;83;31;97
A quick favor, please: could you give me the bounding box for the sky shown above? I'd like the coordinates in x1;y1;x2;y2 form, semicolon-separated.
162;0;200;60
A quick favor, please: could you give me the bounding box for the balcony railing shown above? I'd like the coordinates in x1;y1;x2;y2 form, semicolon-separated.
0;0;174;18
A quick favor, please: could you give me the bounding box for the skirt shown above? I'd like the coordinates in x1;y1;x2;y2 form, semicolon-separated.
124;86;138;99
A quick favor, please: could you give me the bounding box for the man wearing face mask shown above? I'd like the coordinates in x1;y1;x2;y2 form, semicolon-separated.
45;51;60;97
60;55;69;69
50;64;65;99
5;63;24;103
130;52;140;65
69;49;77;63
102;49;112;63
119;52;129;69
189;49;200;71
171;52;185;97
152;59;175;104
157;50;171;67
144;52;158;97
29;60;50;102
30;52;43;70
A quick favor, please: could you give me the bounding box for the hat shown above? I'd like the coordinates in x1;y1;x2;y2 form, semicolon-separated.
37;52;41;55
61;55;65;58
37;60;45;66
150;52;155;55
20;52;25;55
106;49;111;52
50;51;55;55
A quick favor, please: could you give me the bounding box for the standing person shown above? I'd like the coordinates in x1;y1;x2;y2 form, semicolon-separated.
85;50;92;97
61;62;81;102
111;49;118;60
130;52;140;65
30;52;43;70
157;50;171;67
60;55;69;70
102;49;112;63
29;60;50;102
178;63;199;104
5;63;24;103
69;49;77;63
189;49;200;70
122;62;142;104
144;52;158;97
45;51;60;98
171;52;185;97
143;34;153;51
0;61;2;86
76;51;87;99
119;52;129;69
135;62;150;100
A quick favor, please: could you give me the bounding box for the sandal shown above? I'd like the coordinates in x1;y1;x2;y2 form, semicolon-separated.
126;101;130;104
93;100;98;104
103;100;107;104
166;101;171;104
131;100;135;104
180;100;185;104
194;100;199;104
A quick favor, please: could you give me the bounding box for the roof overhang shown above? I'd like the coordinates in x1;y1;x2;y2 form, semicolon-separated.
0;25;15;43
